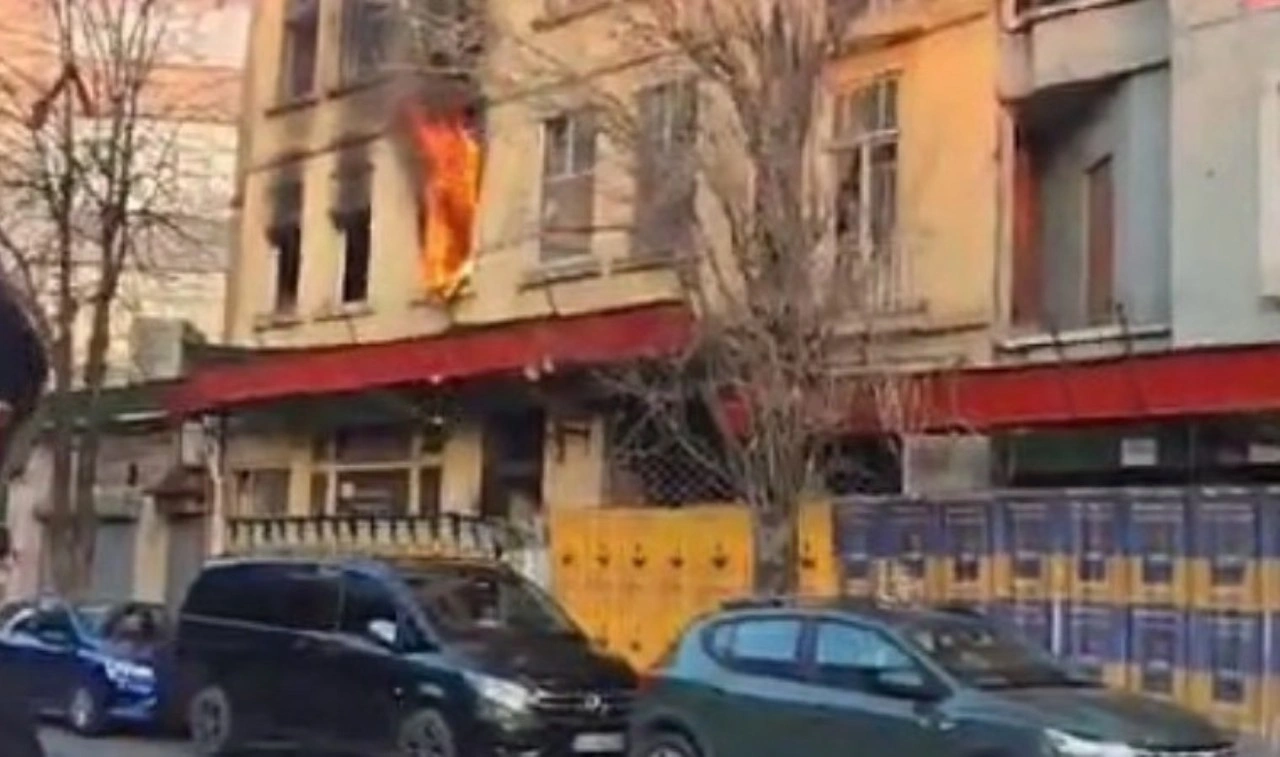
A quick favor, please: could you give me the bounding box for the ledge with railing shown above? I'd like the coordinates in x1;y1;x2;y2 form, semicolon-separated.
222;512;521;561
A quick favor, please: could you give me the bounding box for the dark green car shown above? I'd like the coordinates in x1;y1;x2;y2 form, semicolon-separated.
630;599;1235;757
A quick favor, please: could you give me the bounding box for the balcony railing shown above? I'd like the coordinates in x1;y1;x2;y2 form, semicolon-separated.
223;513;519;561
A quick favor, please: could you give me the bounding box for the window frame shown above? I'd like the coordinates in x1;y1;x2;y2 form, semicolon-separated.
632;78;698;259
831;74;901;260
310;426;446;517
702;614;809;681
804;617;936;696
341;0;395;84
279;0;321;102
539;108;598;261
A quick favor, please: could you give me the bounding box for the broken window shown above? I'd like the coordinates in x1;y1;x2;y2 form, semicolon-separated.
832;75;902;307
268;174;304;315
540;109;597;261
633;78;698;259
332;150;373;304
342;0;393;83
279;0;319;101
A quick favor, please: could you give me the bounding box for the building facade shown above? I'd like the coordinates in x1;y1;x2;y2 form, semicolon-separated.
971;0;1280;488
172;0;1004;552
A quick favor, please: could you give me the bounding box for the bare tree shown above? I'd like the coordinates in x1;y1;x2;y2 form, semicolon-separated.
0;0;209;595
389;0;934;594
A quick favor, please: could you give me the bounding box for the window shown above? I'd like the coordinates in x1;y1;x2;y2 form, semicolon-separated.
280;0;319;101
1084;156;1115;325
277;569;341;631
232;468;291;516
633;79;697;258
312;425;445;517
268;178;304;315
332;151;373;304
832;76;902;308
814;622;914;689
340;571;400;637
728;618;802;671
540;110;597;261
342;0;393;83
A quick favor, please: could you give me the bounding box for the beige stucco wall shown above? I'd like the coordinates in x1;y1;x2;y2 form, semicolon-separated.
826;1;998;366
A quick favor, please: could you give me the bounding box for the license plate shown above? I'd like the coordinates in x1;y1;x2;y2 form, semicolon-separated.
572;732;625;753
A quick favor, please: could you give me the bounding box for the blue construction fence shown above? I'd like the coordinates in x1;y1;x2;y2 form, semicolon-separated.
833;487;1280;734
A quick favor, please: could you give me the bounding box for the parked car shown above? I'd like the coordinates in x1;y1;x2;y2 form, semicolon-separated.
175;556;636;756
630;597;1235;757
0;597;169;736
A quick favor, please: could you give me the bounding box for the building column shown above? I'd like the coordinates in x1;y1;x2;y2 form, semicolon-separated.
440;422;483;516
542;412;606;509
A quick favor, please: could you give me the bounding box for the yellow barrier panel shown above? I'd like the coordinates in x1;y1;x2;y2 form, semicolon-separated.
548;502;835;670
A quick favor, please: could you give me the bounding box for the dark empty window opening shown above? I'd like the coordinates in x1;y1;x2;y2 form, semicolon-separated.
281;0;320;101
1085;155;1115;326
342;0;393;83
271;225;302;315
339;209;372;304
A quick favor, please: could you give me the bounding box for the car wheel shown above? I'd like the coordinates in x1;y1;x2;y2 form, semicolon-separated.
397;708;457;757
66;682;107;736
187;683;240;756
634;730;702;757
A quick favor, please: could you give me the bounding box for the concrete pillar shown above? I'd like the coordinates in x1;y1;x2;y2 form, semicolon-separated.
542;413;606;509
901;434;993;496
131;496;168;603
440;422;483;516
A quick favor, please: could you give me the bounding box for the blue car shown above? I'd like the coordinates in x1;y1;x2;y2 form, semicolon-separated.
0;597;170;736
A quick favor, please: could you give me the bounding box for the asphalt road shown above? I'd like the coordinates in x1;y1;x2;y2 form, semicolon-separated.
39;727;191;757
35;726;1280;757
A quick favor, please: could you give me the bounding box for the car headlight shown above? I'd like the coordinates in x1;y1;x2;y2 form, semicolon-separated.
1046;729;1137;757
103;658;155;685
465;672;534;717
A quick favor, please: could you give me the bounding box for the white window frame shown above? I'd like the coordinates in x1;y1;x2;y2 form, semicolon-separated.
539;110;597;261
831;75;901;260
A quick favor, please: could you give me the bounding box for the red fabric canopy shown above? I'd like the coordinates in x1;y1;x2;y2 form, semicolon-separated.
922;341;1280;430
169;303;693;416
171;299;1280;429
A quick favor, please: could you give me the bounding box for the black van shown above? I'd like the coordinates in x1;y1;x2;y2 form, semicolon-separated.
175;556;635;756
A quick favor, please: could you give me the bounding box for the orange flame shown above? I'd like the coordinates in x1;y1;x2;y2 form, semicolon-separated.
411;109;481;301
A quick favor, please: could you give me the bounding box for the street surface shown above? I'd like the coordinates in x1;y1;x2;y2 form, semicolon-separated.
34;726;1280;757
40;727;190;757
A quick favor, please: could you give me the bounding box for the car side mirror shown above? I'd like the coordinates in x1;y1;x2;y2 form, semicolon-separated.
367;619;398;648
872;668;945;702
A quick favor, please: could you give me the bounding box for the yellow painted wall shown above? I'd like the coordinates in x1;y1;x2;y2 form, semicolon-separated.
549;501;839;670
826;0;998;362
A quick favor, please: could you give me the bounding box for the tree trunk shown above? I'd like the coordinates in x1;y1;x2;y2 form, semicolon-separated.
752;503;798;597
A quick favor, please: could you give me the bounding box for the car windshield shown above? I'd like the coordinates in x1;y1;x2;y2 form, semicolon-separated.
406;567;582;639
907;617;1096;690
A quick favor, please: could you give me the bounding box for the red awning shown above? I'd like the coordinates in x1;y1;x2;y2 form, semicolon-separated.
922;342;1280;430
170;303;693;416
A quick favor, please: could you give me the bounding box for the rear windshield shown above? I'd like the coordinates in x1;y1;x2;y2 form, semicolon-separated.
406;567;581;639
